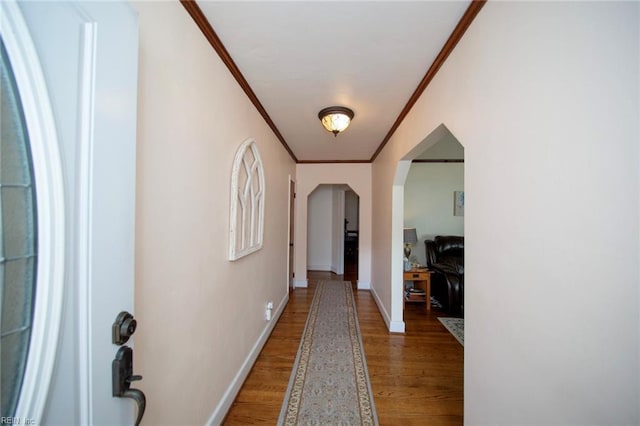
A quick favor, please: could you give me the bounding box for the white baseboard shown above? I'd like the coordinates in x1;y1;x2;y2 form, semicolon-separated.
369;285;405;333
206;292;289;425
357;280;370;290
307;264;331;271
369;285;389;327
293;279;308;288
389;320;406;333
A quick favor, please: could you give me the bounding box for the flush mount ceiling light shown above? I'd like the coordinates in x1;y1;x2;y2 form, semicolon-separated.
318;106;354;137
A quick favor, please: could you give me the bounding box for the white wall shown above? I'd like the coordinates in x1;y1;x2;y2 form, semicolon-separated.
404;162;464;265
372;2;639;424
134;2;295;424
331;186;345;275
345;190;359;230
295;163;372;289
307;185;351;273
415;131;464;160
307;185;333;270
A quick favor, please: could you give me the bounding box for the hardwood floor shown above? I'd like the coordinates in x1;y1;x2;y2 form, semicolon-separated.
223;271;463;425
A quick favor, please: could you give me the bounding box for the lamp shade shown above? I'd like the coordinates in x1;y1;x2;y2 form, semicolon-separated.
403;228;418;244
318;106;354;136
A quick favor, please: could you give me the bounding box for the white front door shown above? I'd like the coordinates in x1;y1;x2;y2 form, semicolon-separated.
1;1;139;424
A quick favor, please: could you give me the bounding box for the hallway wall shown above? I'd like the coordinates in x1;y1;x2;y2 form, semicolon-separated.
134;2;295;424
372;1;639;424
295;163;372;289
307;185;333;270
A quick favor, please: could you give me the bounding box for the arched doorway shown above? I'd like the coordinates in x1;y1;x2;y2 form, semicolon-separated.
390;124;465;331
307;184;360;284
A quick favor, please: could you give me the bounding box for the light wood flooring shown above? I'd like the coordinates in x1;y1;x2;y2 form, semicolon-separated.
223;271;463;425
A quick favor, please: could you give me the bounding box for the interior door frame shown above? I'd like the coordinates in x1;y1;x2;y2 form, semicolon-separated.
288;175;295;290
335;188;345;276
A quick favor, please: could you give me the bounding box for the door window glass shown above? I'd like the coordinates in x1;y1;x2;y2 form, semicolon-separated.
0;37;38;417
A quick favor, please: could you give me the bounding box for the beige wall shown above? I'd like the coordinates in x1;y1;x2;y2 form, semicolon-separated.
133;2;295;424
131;1;638;423
295;163;372;289
372;1;639;424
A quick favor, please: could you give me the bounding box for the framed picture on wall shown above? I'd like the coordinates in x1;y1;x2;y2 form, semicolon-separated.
454;191;464;216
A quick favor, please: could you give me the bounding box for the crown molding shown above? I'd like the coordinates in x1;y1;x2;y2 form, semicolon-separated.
180;0;298;163
369;0;486;162
182;0;485;165
297;159;371;164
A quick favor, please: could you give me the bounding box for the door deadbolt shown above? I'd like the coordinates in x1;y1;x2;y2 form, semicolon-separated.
113;311;137;345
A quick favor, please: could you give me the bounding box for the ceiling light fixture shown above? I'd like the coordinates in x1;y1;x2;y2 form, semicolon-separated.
318;106;354;137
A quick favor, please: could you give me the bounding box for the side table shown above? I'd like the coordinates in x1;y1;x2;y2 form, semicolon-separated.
403;269;432;311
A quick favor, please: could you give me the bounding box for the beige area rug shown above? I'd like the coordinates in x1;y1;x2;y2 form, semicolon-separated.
278;280;378;425
438;317;464;346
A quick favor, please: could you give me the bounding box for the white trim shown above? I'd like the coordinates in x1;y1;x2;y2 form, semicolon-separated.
287;175;295;291
229;139;265;260
206;292;289;425
389;320;406;334
293;279;308;289
334;189;345;276
390;162;412;333
357;280;371;290
369;285;405;333
1;0;67;420
308;264;332;272
76;21;98;426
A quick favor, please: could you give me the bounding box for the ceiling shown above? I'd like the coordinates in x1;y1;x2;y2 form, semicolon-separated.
189;1;475;163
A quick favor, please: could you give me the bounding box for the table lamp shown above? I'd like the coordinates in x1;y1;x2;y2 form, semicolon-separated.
403;228;418;259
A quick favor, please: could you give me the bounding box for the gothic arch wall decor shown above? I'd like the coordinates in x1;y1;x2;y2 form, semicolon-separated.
229;139;265;260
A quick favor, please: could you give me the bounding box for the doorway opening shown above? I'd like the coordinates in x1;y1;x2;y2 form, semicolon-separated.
343;189;359;283
390;123;466;420
389;124;465;334
404;129;464;319
306;184;359;285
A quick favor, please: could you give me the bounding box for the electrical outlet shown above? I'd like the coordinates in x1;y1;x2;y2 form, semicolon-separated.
265;301;274;321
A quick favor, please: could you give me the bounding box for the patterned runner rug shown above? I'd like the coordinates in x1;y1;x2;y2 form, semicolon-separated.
278;280;378;425
438;317;464;346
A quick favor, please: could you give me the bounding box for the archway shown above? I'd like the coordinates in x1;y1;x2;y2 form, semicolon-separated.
307;184;360;283
390;124;465;331
293;163;372;290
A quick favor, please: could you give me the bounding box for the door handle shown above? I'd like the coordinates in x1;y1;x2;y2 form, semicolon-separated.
122;389;146;426
113;346;146;426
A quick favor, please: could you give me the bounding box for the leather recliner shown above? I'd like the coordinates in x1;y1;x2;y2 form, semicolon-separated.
425;236;464;315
